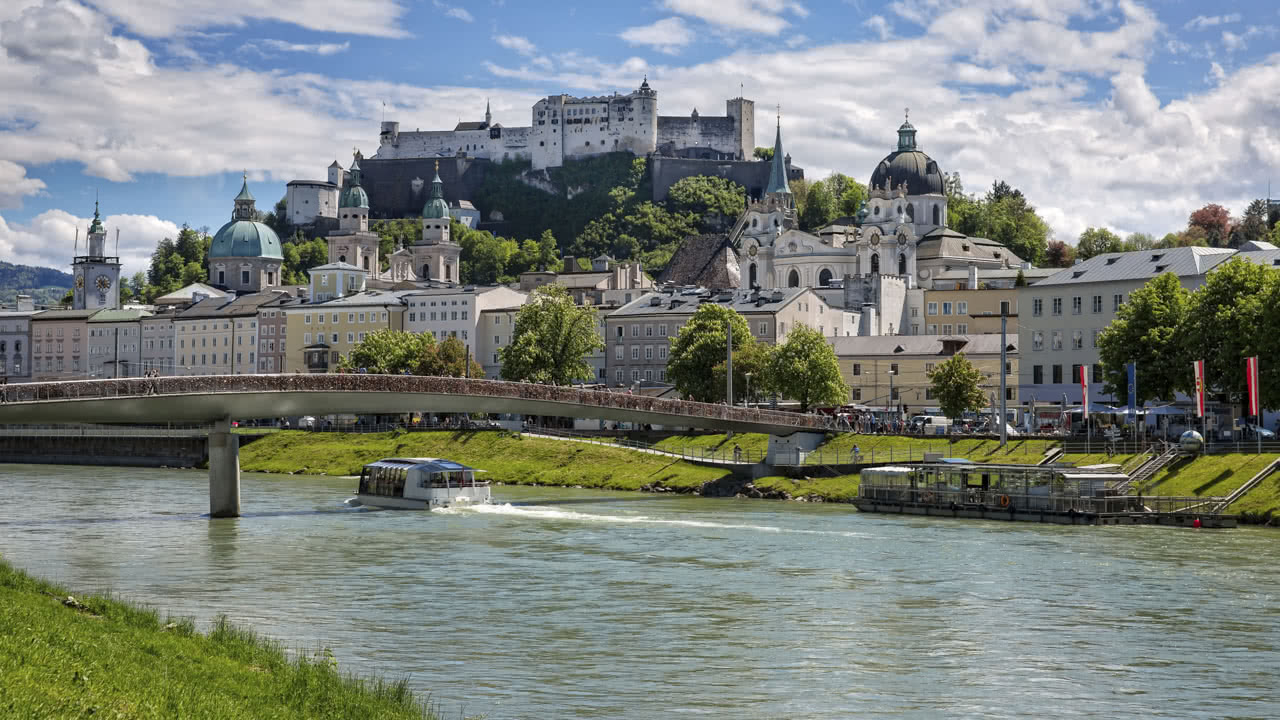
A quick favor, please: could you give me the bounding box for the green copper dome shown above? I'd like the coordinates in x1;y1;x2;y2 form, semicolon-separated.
339;156;369;209
210;220;284;259
88;200;105;235
422;162;449;219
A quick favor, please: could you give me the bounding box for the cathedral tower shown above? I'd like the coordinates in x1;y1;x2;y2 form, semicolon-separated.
413;161;461;282
72;200;122;310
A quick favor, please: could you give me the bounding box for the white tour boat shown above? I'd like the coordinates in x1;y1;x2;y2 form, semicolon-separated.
350;457;491;509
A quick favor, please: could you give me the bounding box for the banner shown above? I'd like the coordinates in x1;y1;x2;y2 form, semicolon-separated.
1246;356;1260;417
1079;364;1089;416
1193;360;1206;418
1126;362;1137;418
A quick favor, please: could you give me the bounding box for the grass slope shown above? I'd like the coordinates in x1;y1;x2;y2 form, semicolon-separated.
240;430;731;492
1137;453;1279;499
0;558;438;720
754;474;861;502
652;433;770;455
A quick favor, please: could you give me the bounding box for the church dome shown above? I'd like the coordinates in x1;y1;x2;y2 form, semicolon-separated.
422;164;449;219
210;220;283;259
339;184;369;209
869;118;945;196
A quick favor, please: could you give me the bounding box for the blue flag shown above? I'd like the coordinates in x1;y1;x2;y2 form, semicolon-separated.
1126;362;1137;422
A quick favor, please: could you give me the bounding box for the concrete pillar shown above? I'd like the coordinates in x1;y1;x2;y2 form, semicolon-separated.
208;418;241;518
766;431;826;465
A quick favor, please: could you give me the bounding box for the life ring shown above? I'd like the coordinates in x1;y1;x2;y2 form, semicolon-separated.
999;494;1011;508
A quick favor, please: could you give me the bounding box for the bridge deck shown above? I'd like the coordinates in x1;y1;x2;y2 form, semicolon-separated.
0;375;828;436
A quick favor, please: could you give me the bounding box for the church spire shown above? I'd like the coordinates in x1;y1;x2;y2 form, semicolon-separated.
765;107;790;196
485;98;492;126
897;107;917;151
233;171;256;220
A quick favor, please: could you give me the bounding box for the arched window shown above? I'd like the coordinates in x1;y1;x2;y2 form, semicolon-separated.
898;253;907;275
932;204;941;225
818;268;833;286
906;204;915;222
752;217;758;228
421;264;430;278
787;269;800;287
749;263;758;288
870;253;880;274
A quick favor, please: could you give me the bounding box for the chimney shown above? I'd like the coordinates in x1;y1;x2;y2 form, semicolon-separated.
15;294;33;312
967;264;978;290
563;256;576;273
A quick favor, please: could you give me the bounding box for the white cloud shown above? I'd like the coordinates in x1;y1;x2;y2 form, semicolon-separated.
863;15;892;41
785;33;809;49
432;0;474;23
90;0;409;39
1184;14;1241;31
0;160;47;209
1221;30;1245;52
1206;61;1226;84
0;209;179;277
247;39;351;56
619;17;696;55
661;0;807;35
494;34;537;56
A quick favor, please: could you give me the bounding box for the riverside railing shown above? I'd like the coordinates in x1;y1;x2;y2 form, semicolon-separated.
856;486;1230;515
0;374;827;433
0;423;209;437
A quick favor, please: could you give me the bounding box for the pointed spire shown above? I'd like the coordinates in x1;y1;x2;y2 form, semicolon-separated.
422;160;449;219
765;106;790;196
897;107;917;151
234;171;255;202
88;196;105;235
485;98;492;126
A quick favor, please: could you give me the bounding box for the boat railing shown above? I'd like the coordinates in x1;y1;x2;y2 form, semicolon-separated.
857;486;1229;515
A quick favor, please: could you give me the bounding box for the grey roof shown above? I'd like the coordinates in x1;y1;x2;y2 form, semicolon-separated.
1034;247;1236;287
917;230;1024;266
302;290;410;308
1238;240;1278;251
1233;249;1280;268
88;309;153;323
930;266;1056;281
287;180;337;188
657;234;740;288
611;287;810;318
404;284;509;297
174;291;284;320
32;309;99;320
310;261;363;272
830;333;1017;357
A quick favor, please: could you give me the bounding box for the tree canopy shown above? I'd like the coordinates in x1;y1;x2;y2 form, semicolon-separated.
337;329;483;377
927;353;988;423
666;304;752;403
765;325;848;412
949;181;1052;265
1095;273;1191;404
499;284;603;385
1075;227;1123;260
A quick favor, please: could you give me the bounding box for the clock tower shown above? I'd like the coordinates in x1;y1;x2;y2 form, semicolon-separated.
72;201;122;310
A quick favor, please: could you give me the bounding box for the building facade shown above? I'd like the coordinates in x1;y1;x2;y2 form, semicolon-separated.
87;309;150;378
403;285;527;356
29;310;94;380
208;177;284;293
283;291;407;373
141;312;176;376
830;334;1017;413
0;303;34;381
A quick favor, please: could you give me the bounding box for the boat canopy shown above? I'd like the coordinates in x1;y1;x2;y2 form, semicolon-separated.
372;458;480;473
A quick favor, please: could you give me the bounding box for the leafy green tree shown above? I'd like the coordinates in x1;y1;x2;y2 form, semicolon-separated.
421;336;485;378
1271;220;1280;245
753;146;774;161
180;261;206;286
800;181;837;230
1014;269;1027;287
951;181;1051;265
837;179;867;218
1123;232;1156;251
666;176;747;229
666;304;752;402
1234;198;1271;247
926;353;987;425
1076;227;1123;260
499;284;603;385
1180;258;1278;402
1096;273;1191;403
766;325;847;412
338;329;432;374
712;340;775;405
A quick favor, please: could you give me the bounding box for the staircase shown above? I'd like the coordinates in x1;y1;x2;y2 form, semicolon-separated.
1116;445;1180;493
1214;458;1280;513
1038;447;1064;465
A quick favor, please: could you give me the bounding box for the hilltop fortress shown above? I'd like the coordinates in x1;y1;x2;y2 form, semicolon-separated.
372;78;754;170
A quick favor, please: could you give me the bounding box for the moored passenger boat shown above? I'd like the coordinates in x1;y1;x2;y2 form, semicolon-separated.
854;460;1235;528
352;458;491;509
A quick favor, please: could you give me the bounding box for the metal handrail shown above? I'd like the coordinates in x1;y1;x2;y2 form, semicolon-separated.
857;486;1230;515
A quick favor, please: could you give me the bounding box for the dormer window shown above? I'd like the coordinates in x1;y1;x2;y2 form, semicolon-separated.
1155;265;1167;272
1105;257;1119;265
1073;270;1087;279
1150;253;1164;262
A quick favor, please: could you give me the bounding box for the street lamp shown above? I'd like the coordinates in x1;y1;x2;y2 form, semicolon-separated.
744;372;753;408
971;302;1018;447
887;369;896;415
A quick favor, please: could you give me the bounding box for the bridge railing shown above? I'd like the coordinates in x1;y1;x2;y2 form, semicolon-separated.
0;374;828;432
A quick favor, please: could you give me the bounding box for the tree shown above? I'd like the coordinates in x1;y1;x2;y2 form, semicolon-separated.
1188;203;1232;247
949;181;1051;265
338;329;434;374
1234;198;1271;247
666;304;752;402
1044;240;1075;267
713;341;775;405
1180;258;1278;403
926;353;987;426
666;176;747;230
1014;269;1027;287
499;284;603;385
800;181;837;230
1095;273;1191;404
753;146;774;161
766;326;848;412
1123;232;1156;251
1076;227;1123;260
421;336;485;378
1272;220;1280;246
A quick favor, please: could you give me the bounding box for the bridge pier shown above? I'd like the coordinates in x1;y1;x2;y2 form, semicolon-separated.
766;431;826;465
208;418;241;518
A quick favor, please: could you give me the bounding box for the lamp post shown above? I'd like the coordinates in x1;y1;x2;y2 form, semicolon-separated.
887;368;896;418
972;303;1017;447
744;372;753;408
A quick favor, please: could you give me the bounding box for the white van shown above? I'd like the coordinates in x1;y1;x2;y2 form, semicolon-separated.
910;415;951;435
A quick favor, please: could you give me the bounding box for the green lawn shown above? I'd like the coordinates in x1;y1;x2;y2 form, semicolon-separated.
754;473;861;502
0;558;440;720
1228;467;1280;518
814;434;1059;465
1136;453;1280;499
651;433;771;455
240;430;732;492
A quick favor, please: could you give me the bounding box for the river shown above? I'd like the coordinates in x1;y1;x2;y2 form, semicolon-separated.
1;464;1277;719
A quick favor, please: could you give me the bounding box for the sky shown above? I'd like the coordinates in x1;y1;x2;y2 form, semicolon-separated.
1;0;1278;278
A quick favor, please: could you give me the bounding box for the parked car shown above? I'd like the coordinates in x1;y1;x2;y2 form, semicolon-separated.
1245;424;1276;439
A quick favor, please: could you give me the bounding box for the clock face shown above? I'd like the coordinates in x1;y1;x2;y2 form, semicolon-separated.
748;244;758;257
96;274;112;291
75;274;85;290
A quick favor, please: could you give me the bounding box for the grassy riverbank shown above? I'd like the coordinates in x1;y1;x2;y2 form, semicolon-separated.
0;557;439;719
240;430;732;493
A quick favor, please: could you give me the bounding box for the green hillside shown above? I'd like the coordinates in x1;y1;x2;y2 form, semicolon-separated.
0;261;72;306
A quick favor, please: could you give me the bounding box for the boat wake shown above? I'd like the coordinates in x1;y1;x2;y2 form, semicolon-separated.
435;503;868;538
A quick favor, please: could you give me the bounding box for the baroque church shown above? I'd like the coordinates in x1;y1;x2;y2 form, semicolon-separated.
732;113;1024;292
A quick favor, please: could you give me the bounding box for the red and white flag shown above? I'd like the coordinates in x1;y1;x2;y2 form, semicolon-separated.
1079;364;1089;416
1193;360;1206;417
1246;356;1260;418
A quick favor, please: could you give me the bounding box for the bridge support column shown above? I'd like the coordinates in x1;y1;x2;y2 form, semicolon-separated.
766;432;826;465
208;418;241;518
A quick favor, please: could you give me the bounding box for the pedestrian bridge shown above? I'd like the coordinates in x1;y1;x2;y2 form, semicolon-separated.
0;375;828;516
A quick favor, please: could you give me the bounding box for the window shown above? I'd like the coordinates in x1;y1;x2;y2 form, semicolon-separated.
658;324;667;337
304;314;311;324
631;346;639;360
644;369;653;381
957;323;968;334
1072;296;1082;315
347;333;354;343
630;370;639;382
851;363;861;376
1032;331;1044;351
1072;330;1083;350
942;324;953;335
1051;331;1063;351
1091;295;1102;313
658;346;667;360
1113;293;1124;311
1052;364;1063;384
241;270;250;285
348;313;355;323
331;333;339;343
1005;387;1015;401
1052;298;1062;316
616;326;623;338
912;324;919;335
927;302;938;315
851;388;862;401
942;302;953;315
925;363;935;372
1092;364;1102;383
1072;364;1083;384
359;313;366;323
409;313;416;322
957;301;968;315
890;363;899;374
645;325;653;337
451;312;458;321
927;324;938;334
616;369;623;383
1092;329;1100;347
632;325;639;337
644;346;653;360
462;311;468;320
758;322;767;336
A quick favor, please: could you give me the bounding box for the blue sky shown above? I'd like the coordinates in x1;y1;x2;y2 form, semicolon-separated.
1;0;1278;277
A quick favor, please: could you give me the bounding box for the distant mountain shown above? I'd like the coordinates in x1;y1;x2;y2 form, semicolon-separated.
0;261;74;307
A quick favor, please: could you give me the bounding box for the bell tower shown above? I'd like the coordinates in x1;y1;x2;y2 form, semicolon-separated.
72;200;122;310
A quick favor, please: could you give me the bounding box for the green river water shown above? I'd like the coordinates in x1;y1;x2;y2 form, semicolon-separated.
0;464;1277;718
